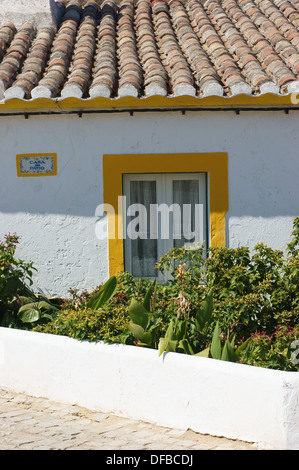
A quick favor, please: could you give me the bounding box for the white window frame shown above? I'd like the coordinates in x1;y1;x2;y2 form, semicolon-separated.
123;172;207;281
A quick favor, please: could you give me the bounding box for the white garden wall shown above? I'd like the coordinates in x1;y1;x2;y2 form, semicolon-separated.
0;110;298;296
0;327;298;450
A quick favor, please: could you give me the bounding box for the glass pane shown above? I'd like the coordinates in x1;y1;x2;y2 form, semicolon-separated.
129;180;157;277
173;180;199;249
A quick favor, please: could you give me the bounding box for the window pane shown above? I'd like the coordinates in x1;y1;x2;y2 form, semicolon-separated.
124;173;206;280
172;180;199;249
129;180;157;277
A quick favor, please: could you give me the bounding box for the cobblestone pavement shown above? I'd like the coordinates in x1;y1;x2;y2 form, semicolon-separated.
0;389;259;451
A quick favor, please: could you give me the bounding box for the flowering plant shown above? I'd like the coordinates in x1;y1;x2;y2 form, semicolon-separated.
0;233;37;327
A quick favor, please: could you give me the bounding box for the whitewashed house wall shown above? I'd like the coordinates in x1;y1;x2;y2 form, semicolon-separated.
0;110;298;296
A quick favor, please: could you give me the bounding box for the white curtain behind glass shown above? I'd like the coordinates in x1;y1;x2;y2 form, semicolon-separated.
129;180;158;277
124;173;206;279
173;180;199;248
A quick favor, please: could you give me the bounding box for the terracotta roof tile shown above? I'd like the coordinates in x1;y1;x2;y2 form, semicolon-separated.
135;0;168;96
153;0;196;96
117;0;143;96
90;1;117;98
5;27;55;99
62;2;98;98
1;0;299;101
0;23;17;61
169;0;223;96
0;22;36;92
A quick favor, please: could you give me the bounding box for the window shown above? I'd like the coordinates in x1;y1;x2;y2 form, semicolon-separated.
103;152;228;278
123;173;207;280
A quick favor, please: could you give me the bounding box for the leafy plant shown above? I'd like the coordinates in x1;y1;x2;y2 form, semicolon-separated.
23;217;299;371
17;300;59;324
239;325;299;371
87;275;117;310
36;303;131;344
0;233;41;327
156;242;205;282
199;321;250;362
158;289;248;363
0;233;67;327
158;288;213;356
128;280;162;348
0;233;36;296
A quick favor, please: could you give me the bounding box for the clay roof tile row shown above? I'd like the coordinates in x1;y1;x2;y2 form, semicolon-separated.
1;0;299;101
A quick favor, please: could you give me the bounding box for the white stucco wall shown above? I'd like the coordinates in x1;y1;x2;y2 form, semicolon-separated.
0;110;298;296
0;0;58;28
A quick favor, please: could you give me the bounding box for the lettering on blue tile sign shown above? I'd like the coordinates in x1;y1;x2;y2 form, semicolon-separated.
17;154;57;177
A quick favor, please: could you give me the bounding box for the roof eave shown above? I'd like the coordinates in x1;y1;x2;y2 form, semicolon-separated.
0;93;298;115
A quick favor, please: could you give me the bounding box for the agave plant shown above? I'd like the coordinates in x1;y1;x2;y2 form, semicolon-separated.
127;280;162;348
158;288;214;356
197;321;250;362
158;288;249;363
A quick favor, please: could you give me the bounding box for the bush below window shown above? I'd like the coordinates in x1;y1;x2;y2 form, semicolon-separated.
1;218;298;372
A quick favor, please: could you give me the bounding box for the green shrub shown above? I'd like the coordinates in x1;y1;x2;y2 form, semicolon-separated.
0;233;37;328
239;325;299;371
32;217;299;371
157;218;299;350
0;233;65;328
37;303;131;344
34;275;123;342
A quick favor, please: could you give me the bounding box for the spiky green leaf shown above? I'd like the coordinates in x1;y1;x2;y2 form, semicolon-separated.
128;299;149;330
87;275;117;310
210;321;222;360
142;279;156;312
221;341;238;362
195;288;213;331
196;347;210;357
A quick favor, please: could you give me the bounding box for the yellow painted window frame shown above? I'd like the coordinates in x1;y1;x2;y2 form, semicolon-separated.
103;152;228;276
